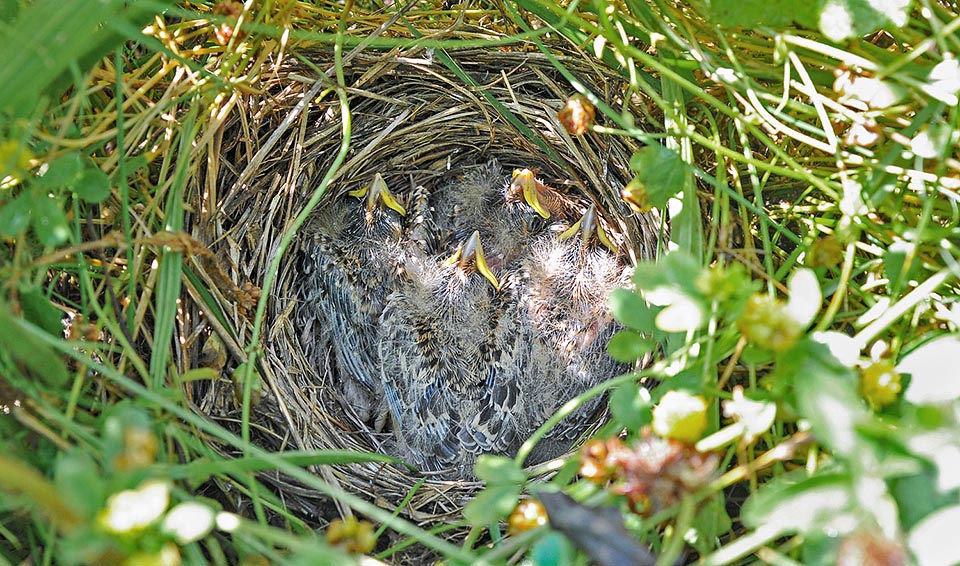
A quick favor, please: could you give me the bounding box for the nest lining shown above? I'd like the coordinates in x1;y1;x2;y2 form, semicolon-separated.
187;46;661;522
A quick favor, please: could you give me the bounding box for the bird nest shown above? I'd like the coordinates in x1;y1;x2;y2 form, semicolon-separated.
186;46;662;522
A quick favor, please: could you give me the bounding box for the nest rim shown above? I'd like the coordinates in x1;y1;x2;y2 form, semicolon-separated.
185;45;661;523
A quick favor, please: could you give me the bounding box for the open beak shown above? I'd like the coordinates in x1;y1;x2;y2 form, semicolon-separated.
509;168;551;219
443;230;500;289
349;172;407;220
559;203;617;253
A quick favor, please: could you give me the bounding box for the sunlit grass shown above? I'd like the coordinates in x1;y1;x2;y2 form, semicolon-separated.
2;0;959;564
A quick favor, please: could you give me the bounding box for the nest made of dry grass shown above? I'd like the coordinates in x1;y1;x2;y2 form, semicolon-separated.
183;44;662;524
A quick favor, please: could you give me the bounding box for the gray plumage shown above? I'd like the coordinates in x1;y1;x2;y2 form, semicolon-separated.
300;183;404;423
379;244;528;476
302;161;631;478
435;161;550;269
516;213;630;463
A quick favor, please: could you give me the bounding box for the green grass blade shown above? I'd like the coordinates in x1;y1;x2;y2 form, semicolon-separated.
149;107;198;387
0;0;169;115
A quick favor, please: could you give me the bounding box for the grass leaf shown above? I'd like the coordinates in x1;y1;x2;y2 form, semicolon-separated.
0;0;166;115
0;301;68;387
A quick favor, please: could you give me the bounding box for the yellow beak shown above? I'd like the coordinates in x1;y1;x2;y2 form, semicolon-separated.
443;231;500;289
559;203;617;253
349;173;407;217
509;168;551;219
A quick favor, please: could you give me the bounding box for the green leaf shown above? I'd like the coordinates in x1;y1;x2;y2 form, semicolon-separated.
530;531;576;566
607;330;655;363
883;241;919;293
38;154;112;202
0;0;21;20
0;192;33;237
741;471;852;534
652;368;703;398
661;250;703;289
740;345;774;367
54;450;106;519
0;0;164;116
707;0;909;40
692;495;733;554
73;166;112;203
608;289;655;332
463;484;521;526
100;404;154;467
31;195;70;246
633;251;701;294
0;301;68;387
631;260;670;290
178;367;220;383
789;340;867;456
474;455;526;486
627;145;686;210
18;286;63;337
913;404;942;428
800;532;842;566
285;544;353;566
707;0;817;28
58;530;118;566
891;470;957;530
38;152;84;189
609;382;652;434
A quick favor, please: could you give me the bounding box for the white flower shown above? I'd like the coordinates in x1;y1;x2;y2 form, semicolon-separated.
820;2;854;42
812;331;860;367
926;55;960;106
909;505;960;566
839;178;867;217
835;73;904;109
99;480;170;533
652;391;708;443
911;129;939;158
900;335;960;404
785;268;820;328
908;431;960;492
162;502;215;544
722;386;777;443
710;67;738;84
217;511;240;533
215;512;241;532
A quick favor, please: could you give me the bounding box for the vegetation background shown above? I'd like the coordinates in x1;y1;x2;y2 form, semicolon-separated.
1;0;959;564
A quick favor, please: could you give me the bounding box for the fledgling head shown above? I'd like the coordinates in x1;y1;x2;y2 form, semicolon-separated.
436;161;553;267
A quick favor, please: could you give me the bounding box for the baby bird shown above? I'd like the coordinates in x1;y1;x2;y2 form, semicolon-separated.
435;161;552;270
304;162;631;479
379;230;528;476
516;203;631;464
506;167;582;223
300;174;406;424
